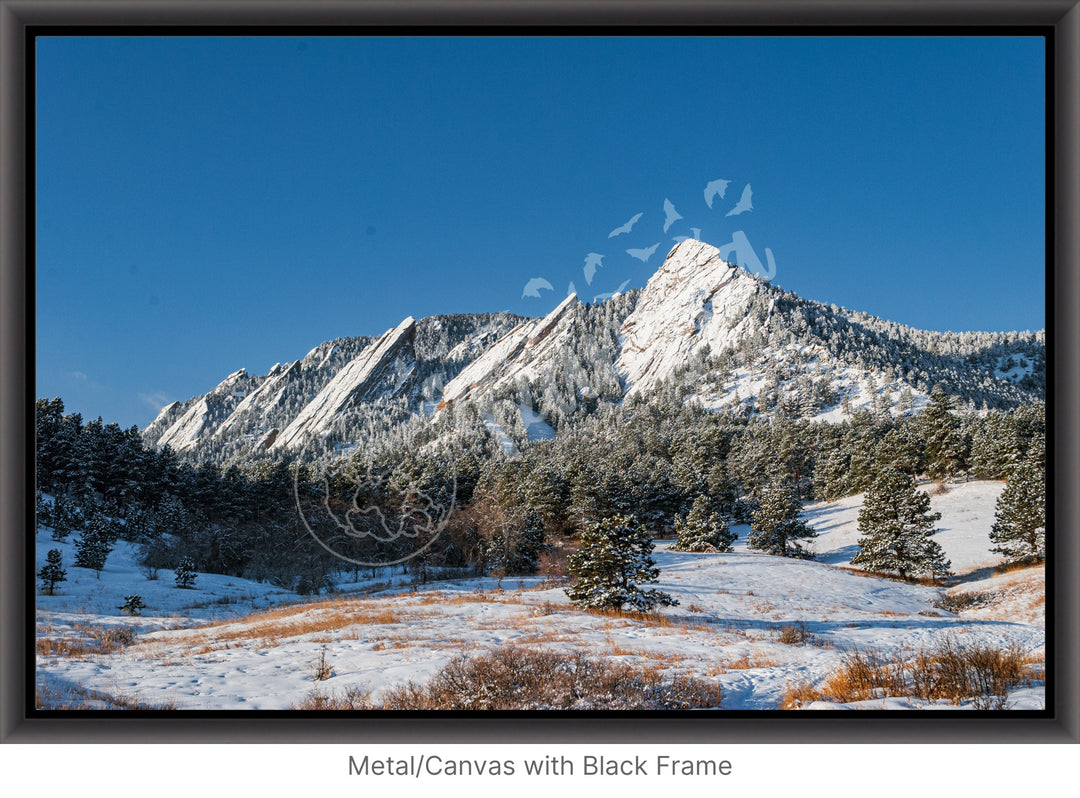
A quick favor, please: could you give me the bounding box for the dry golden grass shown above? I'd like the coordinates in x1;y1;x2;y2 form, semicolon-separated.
148;602;417;652
581;606;717;635
995;560;1045;575
780;681;824;709
811;638;1032;708
36;624;136;659
36;681;177;710
37;637;97;659
371;638;412;651
411;591;522;607
833;565;946;586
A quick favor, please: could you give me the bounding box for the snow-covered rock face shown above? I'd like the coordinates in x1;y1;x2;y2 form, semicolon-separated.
151;368;263;452
439;293;579;407
213;360;301;440
156;398;211;452
270;316;417;451
617;239;762;396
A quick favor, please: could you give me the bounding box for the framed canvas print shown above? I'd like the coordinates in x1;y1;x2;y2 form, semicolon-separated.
2;0;1076;747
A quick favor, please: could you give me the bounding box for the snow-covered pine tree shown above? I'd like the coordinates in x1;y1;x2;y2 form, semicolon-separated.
671;494;735;553
38;548;66;595
174;556;197;589
921;386;966;481
748;481;816;559
970;409;1020;480
73;514;113;578
565;514;677;611
49;493;80;542
514;509;548;574
989;436;1045;563
118;594;147;616
35;491;52;530
851;466;950;580
813;447;853;502
875;425;925;479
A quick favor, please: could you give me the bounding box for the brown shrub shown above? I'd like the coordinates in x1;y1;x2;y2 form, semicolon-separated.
378;646;722;710
291;685;373;710
776;623;813;646
819;637;1029;708
537;546;571;581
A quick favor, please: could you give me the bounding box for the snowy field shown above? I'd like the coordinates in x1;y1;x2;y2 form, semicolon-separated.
35;481;1044;711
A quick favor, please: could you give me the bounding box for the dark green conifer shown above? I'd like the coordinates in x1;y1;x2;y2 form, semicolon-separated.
748;481;816;559
38;549;67;595
989;437;1045;563
565;514;677;611
671;495;735;553
851;467;950;580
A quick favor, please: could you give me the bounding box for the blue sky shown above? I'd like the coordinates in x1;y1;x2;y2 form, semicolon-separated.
35;35;1047;430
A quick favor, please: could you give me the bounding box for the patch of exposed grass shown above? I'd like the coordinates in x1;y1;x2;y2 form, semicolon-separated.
37;625;136;659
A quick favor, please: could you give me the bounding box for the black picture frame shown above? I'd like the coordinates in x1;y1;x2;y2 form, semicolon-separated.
2;0;1076;743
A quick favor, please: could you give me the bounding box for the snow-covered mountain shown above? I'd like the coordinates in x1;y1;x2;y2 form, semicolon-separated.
141;314;525;460
616;238;764;396
142;240;1044;461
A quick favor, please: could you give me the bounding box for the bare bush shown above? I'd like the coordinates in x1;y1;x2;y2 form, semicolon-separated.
537;545;571;582
935;591;995;613
312;645;333;681
292;685;373;710
776;622;813;646
99;626;135;649
378;646;722;710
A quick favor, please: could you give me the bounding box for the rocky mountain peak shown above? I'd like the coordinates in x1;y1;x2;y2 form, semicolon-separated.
617;239;764;396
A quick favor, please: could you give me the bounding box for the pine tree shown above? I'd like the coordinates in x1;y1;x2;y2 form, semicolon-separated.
671;495;735;553
174;556;197;589
118;594;147;616
851;467;950;580
989;437;1045;563
748;481;816;559
898;386;915;414
49;494;80;542
970;410;1020;479
876;425;924;479
35;491;52;530
514;510;548;574
921;386;966;481
565;514;678;611
73;515;113;578
38;549;66;595
813;448;852;502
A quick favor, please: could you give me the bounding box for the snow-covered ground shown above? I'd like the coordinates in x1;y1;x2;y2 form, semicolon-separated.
35;481;1043;711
